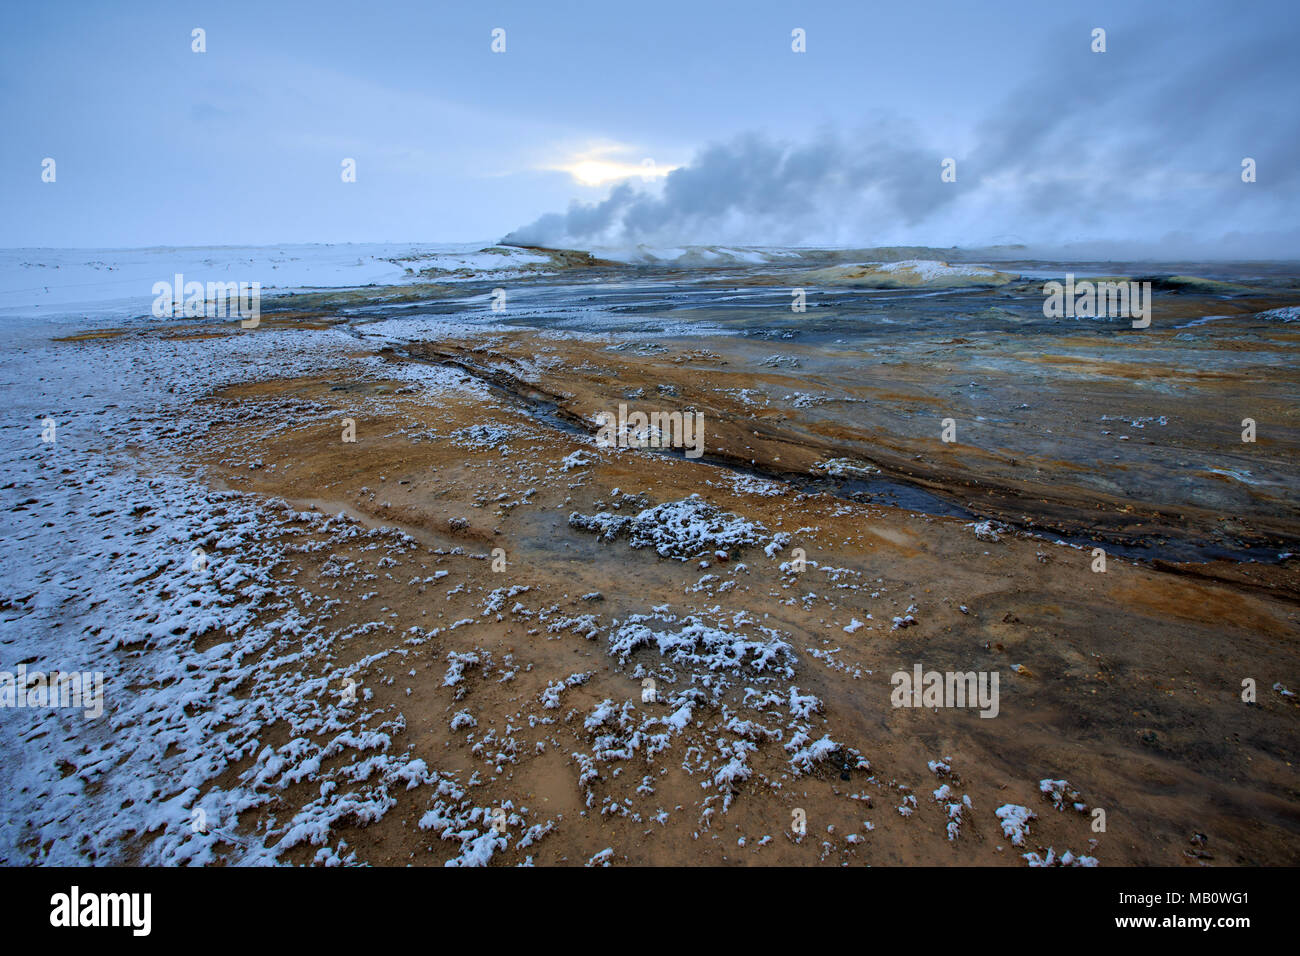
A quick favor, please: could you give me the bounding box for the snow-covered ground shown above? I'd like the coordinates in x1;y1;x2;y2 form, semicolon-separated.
800;259;1019;288
0;242;552;317
0;296;862;864
0;289;511;864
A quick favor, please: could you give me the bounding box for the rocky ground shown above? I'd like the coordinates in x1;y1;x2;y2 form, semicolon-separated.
3;263;1298;866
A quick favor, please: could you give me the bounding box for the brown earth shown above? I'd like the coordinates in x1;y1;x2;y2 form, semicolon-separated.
147;321;1300;866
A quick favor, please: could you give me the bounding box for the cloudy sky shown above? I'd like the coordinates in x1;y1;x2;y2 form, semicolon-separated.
3;0;1297;255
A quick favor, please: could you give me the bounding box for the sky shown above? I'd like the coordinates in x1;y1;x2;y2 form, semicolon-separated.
2;0;1298;255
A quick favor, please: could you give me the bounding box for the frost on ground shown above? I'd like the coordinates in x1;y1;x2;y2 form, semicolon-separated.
995;804;1035;847
1039;778;1088;813
969;520;1007;543
568;494;767;560
573;603;866;814
1023;847;1098;867
0;314;549;865
0;307;867;867
0;289;1136;867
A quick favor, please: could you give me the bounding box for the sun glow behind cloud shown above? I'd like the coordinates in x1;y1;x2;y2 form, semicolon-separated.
548;145;679;186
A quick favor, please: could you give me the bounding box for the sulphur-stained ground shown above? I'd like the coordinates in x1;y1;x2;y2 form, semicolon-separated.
2;271;1298;867
180;359;1299;866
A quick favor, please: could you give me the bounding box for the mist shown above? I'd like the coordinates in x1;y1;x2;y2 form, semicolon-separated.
505;21;1300;259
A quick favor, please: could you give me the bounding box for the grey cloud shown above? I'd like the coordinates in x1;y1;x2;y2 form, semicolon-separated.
505;19;1300;256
